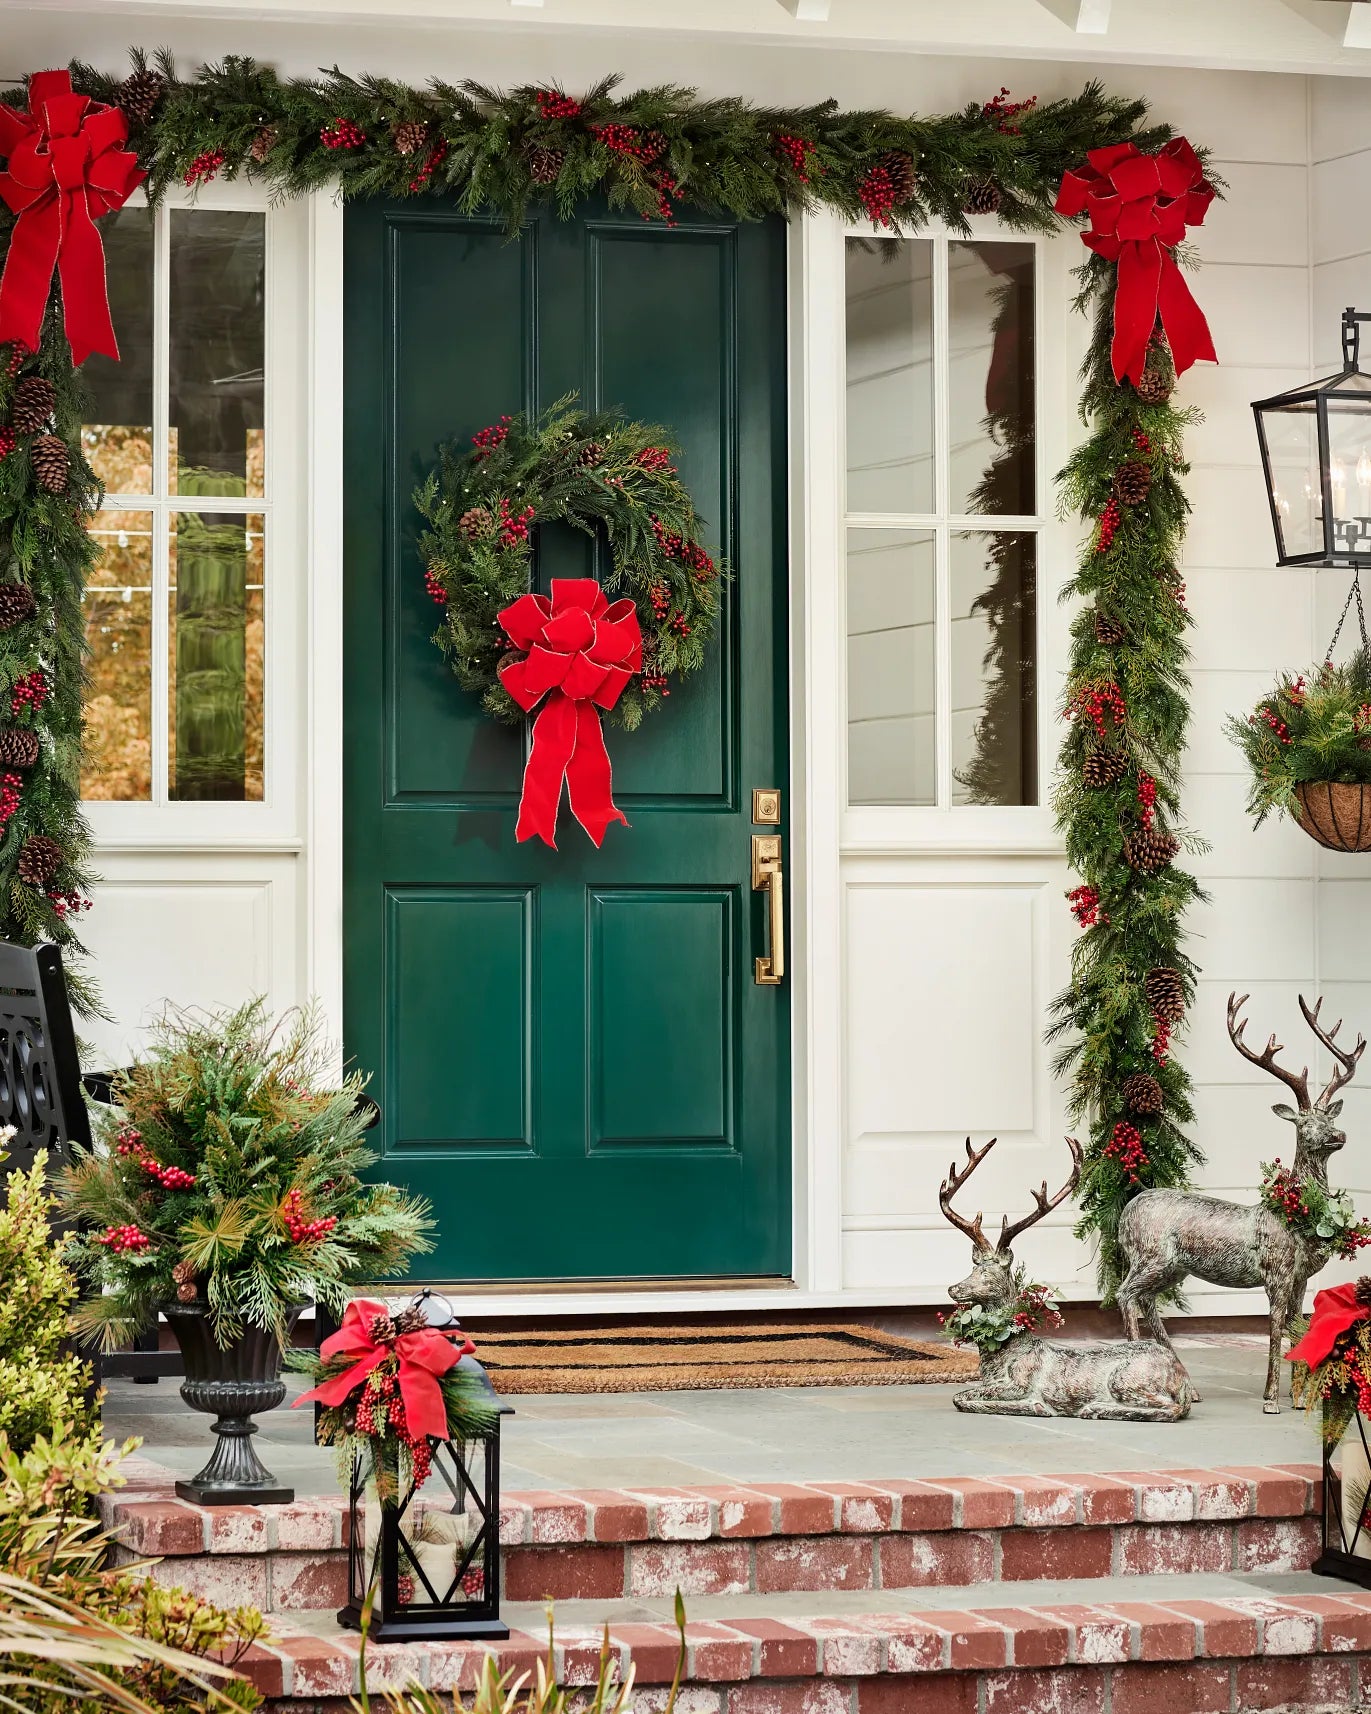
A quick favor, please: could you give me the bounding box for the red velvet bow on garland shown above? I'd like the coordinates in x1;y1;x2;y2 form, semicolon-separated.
1053;137;1216;388
498;577;643;849
1286;1281;1368;1372
0;69;145;365
293;1297;475;1442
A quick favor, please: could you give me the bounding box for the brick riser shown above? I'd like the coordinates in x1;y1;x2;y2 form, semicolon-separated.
106;1463;1324;1614
243;1593;1371;1714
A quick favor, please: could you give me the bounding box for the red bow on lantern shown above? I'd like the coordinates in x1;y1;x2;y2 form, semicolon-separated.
1286;1282;1370;1371
498;577;642;849
1054;137;1216;388
0;70;145;365
292;1298;475;1442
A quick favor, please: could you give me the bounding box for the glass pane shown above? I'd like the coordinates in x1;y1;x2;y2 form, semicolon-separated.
845;238;934;514
949;242;1035;516
81;209;154;494
169;512;264;801
847;528;935;805
82;508;153;800
1259;403;1322;559
1325;396;1371;562
169;209;265;498
950;531;1037;806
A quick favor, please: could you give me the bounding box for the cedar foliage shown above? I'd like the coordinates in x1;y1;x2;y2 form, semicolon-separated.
1226;652;1371;825
1048;255;1209;1297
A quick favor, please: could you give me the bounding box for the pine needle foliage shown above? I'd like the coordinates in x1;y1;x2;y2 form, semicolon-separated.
60;1000;434;1350
1226;652;1371;825
1048;254;1210;1298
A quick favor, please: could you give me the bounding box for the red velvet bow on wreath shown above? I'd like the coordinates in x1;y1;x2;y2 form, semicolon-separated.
498;577;643;849
0;70;146;364
1054;137;1216;388
293;1296;475;1442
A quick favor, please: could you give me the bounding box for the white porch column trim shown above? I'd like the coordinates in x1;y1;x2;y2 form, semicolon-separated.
790;210;846;1293
306;187;346;1066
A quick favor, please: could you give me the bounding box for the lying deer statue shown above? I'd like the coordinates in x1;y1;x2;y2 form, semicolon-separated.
1117;992;1366;1414
941;1135;1194;1420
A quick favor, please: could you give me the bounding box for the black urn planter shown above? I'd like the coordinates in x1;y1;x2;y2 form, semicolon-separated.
164;1302;297;1506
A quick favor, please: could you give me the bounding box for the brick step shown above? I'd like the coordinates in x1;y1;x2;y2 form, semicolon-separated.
242;1576;1371;1713
103;1459;1323;1615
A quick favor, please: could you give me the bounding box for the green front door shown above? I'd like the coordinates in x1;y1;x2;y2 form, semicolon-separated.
343;199;791;1282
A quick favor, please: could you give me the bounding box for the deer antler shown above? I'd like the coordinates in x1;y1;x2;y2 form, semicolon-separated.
1226;992;1312;1109
939;1137;997;1255
997;1137;1084;1255
1299;995;1367;1107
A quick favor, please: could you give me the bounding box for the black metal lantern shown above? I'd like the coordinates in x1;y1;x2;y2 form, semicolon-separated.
337;1291;513;1641
1313;1403;1371;1589
1253;308;1371;569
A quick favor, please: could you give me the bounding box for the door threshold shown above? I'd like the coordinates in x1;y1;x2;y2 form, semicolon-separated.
418;1275;797;1296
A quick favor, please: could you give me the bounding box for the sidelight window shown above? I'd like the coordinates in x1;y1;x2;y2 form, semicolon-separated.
843;234;1041;810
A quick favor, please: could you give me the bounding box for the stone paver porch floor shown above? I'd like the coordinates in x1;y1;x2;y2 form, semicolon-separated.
102;1336;1320;1498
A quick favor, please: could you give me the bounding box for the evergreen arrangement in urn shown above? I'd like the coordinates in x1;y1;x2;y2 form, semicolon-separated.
1226;653;1371;827
61;1000;432;1350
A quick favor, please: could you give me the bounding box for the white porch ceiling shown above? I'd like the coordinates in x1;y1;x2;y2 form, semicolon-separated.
6;0;1371;74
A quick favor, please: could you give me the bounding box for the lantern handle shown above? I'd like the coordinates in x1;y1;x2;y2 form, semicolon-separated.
1342;307;1371;373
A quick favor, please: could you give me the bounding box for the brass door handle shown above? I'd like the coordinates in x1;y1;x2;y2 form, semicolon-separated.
752;834;785;986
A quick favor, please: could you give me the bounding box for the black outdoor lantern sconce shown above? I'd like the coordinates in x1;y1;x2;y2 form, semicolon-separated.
337;1291;514;1641
1313;1405;1371;1590
1253;307;1371;569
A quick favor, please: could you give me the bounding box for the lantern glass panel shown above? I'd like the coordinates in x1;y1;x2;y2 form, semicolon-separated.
1325;1411;1371;1566
1325;376;1371;564
1257;399;1321;561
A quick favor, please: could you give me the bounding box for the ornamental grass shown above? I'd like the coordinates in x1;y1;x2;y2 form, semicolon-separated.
61;998;433;1351
1226;650;1371;827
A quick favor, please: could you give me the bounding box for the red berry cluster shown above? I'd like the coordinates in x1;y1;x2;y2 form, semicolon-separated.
1096;495;1122;553
1074;681;1126;739
2;346;21;379
859;164;896;229
1253;704;1291;744
47;889;91;920
0;428;14;460
183;149;225;186
11;671;47;715
639;667;670;697
536;90;582;120
1355;703;1371;734
496;498;535;548
115;1124;144;1157
1011;1282;1064;1334
461;1567;485;1598
282;1187;337;1245
982;87;1037;133
591;124;666;162
1068;884;1108;928
669;611;692;637
97;1223;151;1253
1263;1162;1308;1224
424;569;448;605
1131;428;1151;454
471;416;512;460
1151;1016;1172;1065
139;1156;196;1190
649;515;715;577
645;168;677;226
1136;771;1157;830
1105;1120;1149;1186
648;581;671;621
775;134;816;180
0;770;21;836
636;447;674;473
321;118;367;150
408;140;448;193
1284;675;1307;708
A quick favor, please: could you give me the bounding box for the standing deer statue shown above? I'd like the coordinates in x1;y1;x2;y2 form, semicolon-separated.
941;1135;1194;1420
1117;992;1366;1414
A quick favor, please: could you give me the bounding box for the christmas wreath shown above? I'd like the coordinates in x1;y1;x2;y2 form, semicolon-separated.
414;395;724;846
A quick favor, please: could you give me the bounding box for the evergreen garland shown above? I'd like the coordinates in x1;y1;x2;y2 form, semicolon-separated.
0;53;1212;1269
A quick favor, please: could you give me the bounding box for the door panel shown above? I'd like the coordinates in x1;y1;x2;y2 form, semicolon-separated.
344;198;790;1281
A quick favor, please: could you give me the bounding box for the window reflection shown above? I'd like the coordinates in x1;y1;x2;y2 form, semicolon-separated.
847;529;936;805
950;531;1037;806
845;239;934;514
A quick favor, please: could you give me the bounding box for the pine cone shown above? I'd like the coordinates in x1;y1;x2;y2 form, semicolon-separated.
116;68;165;127
1094;611;1125;646
527;145;566;186
1122;1072;1164;1116
1133;366;1173;405
0;728;39;770
249;126;278;165
578;441;605;468
172;1259;196;1285
0;584;36;631
1357;1276;1371;1309
17;834;61;888
368;1311;398;1345
393;120;430;157
10;376;55;434
458;506;492;539
1082;747;1128;790
30;435;69;495
1144;966;1186;1022
176;1281;198;1303
393;1304;429;1335
1124;828;1178;875
964;178;1002;215
1115;460;1153;506
880;150;917;207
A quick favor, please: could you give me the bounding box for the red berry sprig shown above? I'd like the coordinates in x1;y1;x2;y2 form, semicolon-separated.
1136;771;1157;829
1151;1017;1172;1065
1253;704;1291;744
648;581;670;621
321;118;367;151
1105;1120;1149;1186
1284;675;1307;709
183;149;225;187
536;90;582;120
0;770;21;836
1355;703;1371;734
859;164;896;229
48;889;90;920
775;134;816;180
982;87;1037;134
97;1223;151;1254
496;498;535;548
115;1125;144;1157
1096;495;1121;553
669;611;692;637
591;124;666;163
282;1188;337;1245
645;168;677;226
1131;427;1151;454
636;447;674;473
461;1567;485;1598
1068;884;1108;928
471;417;511;460
424;569;448;605
140;1156;196;1190
408;140;448;194
0;429;14;460
11;671;47;715
1072;681;1126;739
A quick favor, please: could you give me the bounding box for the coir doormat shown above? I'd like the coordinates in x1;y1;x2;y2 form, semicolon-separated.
468;1321;978;1393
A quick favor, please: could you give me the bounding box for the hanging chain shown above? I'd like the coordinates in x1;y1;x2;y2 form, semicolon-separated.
1324;567;1371;664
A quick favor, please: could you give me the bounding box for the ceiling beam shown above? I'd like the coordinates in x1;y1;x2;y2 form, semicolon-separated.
1276;0;1371;48
1032;0;1112;31
778;0;832;19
